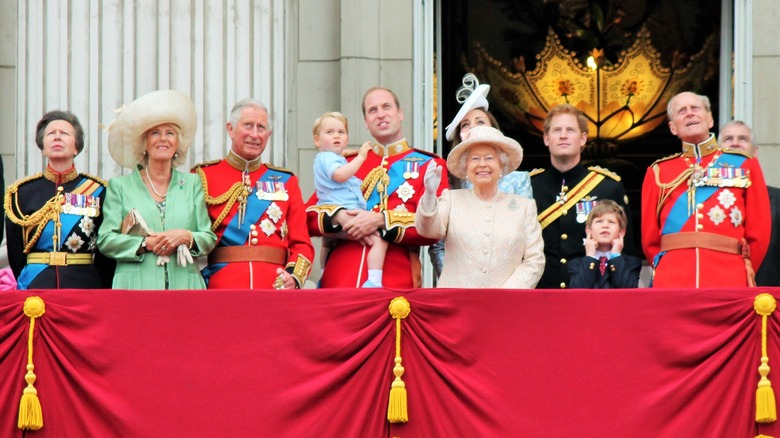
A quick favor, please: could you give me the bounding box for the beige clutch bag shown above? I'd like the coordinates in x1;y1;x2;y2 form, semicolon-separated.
121;208;153;237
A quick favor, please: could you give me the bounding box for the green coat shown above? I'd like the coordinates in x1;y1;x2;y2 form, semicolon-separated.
97;168;216;289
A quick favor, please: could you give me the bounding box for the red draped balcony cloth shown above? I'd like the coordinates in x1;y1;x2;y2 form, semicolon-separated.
1;288;779;437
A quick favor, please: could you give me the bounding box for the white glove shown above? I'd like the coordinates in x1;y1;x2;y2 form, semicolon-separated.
156;255;170;266
176;244;194;267
424;163;442;195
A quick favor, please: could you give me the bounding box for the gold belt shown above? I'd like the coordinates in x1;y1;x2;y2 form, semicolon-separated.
27;252;95;266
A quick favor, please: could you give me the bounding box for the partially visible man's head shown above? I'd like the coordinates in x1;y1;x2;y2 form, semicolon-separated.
666;92;713;144
719;120;756;156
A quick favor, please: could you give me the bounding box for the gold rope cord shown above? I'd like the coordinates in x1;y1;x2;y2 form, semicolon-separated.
387;297;411;423
755;293;777;424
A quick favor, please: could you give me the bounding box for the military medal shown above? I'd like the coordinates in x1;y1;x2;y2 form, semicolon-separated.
403;162;420;180
556;179;568;205
691;165;706;187
575;198;598;223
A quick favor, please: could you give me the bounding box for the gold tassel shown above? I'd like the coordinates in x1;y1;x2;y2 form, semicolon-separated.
387;297;411;423
18;296;46;431
754;293;777;423
756;435;775;438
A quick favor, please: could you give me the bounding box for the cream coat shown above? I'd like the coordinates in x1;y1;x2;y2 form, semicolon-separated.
416;189;544;289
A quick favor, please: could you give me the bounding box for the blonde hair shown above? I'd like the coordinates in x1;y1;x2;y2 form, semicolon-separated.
312;111;349;137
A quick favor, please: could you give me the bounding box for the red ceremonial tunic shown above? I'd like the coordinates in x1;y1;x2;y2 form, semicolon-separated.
195;152;314;289
641;135;771;288
306;139;448;288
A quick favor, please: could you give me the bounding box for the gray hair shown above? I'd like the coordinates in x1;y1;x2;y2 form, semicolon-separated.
229;98;271;126
457;144;511;179
666;92;711;120
718;120;753;143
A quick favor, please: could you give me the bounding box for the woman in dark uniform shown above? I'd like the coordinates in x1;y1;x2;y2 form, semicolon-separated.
4;110;114;289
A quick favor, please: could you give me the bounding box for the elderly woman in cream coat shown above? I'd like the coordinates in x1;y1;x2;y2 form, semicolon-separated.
97;90;216;289
416;126;544;288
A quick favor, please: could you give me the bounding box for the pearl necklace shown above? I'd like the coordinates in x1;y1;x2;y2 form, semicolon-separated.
145;165;168;199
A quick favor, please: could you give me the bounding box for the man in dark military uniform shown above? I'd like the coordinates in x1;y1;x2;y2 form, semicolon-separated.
531;104;633;289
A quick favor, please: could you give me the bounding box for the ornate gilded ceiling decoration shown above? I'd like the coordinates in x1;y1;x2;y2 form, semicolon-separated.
470;26;716;151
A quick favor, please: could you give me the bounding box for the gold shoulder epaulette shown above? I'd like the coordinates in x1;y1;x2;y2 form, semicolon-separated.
191;159;222;171
650;153;682;167
5;173;44;195
266;163;294;175
722;148;752;158
79;172;108;187
588;165;621;182
529;168;545;177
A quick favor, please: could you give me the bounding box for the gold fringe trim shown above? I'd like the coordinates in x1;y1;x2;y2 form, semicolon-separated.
755;293;777;423
387;297;411;423
18;296;46;431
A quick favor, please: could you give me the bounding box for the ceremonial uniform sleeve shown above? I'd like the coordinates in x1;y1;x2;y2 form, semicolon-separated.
283;175;315;277
641;166;662;263
4;193;26;279
745;158;771;269
93;185;117;288
500;201;545;289
305;192;344;237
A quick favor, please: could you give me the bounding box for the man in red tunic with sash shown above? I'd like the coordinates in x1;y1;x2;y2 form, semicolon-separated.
641;92;771;288
195;99;313;289
306;87;448;288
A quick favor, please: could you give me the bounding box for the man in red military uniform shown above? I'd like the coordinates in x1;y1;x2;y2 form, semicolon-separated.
306;87;448;288
641;92;771;288
194;99;313;289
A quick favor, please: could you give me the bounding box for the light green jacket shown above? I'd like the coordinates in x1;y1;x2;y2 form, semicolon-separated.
97;168;216;289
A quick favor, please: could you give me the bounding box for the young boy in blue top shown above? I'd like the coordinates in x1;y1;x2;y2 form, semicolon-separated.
312;111;387;287
568;199;641;288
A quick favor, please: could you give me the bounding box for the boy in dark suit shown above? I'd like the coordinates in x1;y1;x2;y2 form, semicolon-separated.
568;200;641;288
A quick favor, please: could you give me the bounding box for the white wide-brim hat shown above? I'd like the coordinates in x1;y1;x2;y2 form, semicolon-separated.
107;89;197;169
444;83;490;141
446;126;523;180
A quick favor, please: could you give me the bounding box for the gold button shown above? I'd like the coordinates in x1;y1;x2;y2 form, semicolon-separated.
697;204;704;210
696;213;704;219
562;209;568;216
560;282;566;288
696;224;704;231
560;258;567;264
250;224;257;230
251;238;258;245
251;230;259;237
561;234;568;240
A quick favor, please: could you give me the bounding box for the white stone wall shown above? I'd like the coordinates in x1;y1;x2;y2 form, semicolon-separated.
753;0;780;186
11;0;287;183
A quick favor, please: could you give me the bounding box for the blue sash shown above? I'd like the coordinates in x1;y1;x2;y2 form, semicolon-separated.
365;151;432;210
661;153;747;235
18;180;104;289
203;169;291;283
